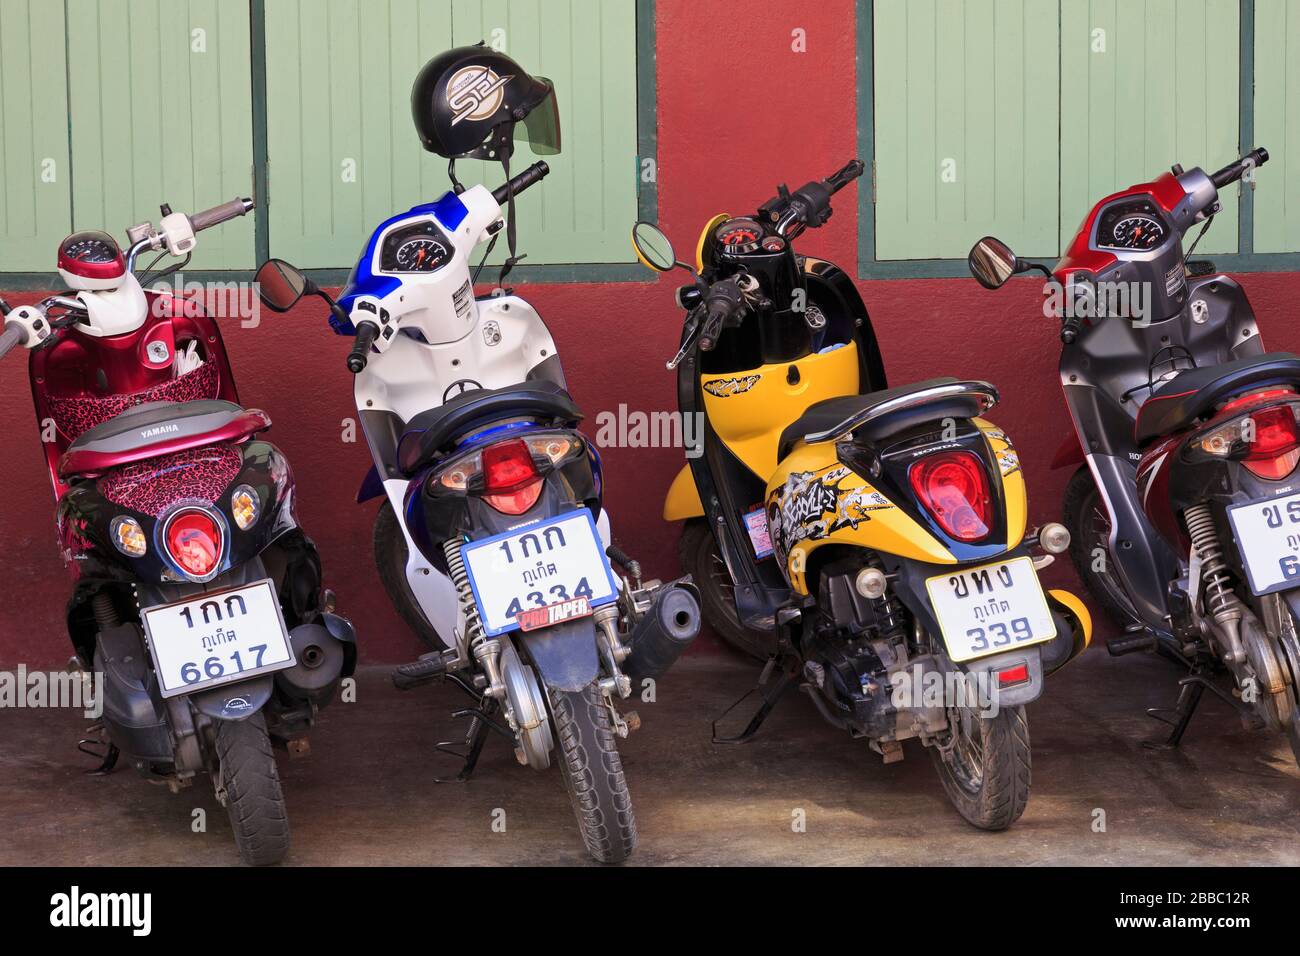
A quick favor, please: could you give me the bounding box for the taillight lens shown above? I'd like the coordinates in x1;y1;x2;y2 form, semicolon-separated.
164;510;223;579
481;439;543;515
1194;402;1300;480
909;450;992;542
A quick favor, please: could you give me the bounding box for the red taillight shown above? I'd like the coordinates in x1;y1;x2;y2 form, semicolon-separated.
481;439;543;515
1243;405;1300;479
164;510;223;578
997;663;1030;687
909;450;992;542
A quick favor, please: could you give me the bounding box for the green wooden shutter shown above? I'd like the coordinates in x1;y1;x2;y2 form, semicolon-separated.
872;0;1061;260
263;0;638;268
1253;0;1300;253
65;0;256;269
1059;0;1240;255
0;0;72;271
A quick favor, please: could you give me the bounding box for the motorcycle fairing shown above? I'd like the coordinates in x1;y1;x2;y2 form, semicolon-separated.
766;417;1026;595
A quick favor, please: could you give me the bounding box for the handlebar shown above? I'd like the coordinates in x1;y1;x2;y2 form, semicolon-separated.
697;279;747;352
492;161;550;205
824;159;866;193
1209;148;1269;189
0;323;28;360
762;157;865;236
348;321;380;373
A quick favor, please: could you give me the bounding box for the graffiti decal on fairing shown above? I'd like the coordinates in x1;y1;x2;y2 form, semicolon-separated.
997;449;1020;477
768;465;892;557
703;375;761;398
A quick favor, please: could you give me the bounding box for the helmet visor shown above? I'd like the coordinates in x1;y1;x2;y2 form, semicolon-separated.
517;84;560;155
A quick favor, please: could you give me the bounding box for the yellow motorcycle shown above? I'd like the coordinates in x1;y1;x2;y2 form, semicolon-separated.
631;159;1091;829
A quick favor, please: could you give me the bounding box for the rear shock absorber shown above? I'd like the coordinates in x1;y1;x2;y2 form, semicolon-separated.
443;537;505;697
1184;503;1246;663
92;592;120;630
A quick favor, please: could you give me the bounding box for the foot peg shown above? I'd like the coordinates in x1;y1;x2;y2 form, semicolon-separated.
1107;631;1157;656
392;652;449;690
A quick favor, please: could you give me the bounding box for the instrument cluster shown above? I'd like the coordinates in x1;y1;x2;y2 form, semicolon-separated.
1095;198;1169;251
380;219;454;274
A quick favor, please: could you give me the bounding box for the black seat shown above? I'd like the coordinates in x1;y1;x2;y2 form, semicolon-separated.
1134;352;1300;445
66;400;251;455
396;381;582;475
777;377;996;460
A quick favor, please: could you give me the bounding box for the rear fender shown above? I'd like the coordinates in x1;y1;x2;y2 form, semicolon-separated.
953;646;1044;708
517;618;600;692
189;675;274;721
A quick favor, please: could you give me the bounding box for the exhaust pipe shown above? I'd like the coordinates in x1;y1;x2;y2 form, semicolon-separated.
623;582;702;684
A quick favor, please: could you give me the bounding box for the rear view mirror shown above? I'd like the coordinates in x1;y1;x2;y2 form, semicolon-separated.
631;221;677;272
255;258;310;312
967;236;1020;290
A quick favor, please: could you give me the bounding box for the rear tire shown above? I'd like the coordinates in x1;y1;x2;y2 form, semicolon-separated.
678;520;777;661
374;499;443;649
930;705;1031;831
214;712;290;866
547;683;637;863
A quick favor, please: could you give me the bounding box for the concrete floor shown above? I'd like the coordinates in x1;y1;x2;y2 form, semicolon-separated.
3;646;1299;866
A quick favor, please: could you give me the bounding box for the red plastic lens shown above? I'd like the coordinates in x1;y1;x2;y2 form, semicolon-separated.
481;439;543;515
909;450;992;542
1243;405;1300;479
164;510;222;578
998;663;1030;687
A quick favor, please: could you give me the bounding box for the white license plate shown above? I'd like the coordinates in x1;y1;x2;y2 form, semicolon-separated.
141;579;295;698
925;556;1055;663
1227;491;1300;594
462;509;618;636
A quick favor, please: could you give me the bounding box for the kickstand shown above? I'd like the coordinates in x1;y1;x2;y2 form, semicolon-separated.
1144;672;1251;750
712;658;795;744
432;701;513;783
78;736;120;775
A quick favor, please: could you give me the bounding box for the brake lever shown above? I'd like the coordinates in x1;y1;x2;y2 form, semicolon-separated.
667;314;705;371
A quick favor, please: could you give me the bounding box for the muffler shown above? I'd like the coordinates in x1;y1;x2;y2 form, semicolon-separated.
623;582;702;684
275;618;350;702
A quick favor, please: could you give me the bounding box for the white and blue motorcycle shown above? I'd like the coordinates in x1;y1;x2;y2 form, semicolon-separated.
256;45;699;862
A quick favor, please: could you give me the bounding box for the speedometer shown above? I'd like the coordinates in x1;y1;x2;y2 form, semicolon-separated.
395;238;449;272
1110;215;1165;250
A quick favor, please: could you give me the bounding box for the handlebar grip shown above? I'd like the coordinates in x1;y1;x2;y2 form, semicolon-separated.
348;321;380;374
1061;314;1083;345
491;161;550;205
1209;147;1269;189
190;197;254;232
825;159;866;193
0;323;28;359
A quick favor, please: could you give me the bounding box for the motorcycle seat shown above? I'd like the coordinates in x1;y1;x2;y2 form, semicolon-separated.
58;399;271;479
777;378;999;461
396;380;583;475
1133;352;1300;445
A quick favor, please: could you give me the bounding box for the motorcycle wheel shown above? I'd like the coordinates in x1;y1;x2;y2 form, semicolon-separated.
930;705;1030;831
214;711;290;866
1062;467;1144;628
547;683;637;863
373;499;443;649
678;520;777;661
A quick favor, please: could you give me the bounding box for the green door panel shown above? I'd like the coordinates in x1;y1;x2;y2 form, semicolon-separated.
263;0;638;269
0;0;72;271
1059;0;1239;255
1253;0;1300;254
66;0;256;269
873;0;1061;260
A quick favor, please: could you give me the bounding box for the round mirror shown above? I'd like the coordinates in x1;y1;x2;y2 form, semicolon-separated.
631;221;677;272
968;236;1019;290
255;258;309;312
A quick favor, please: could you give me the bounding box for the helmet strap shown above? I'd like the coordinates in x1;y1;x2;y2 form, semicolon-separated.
497;142;527;288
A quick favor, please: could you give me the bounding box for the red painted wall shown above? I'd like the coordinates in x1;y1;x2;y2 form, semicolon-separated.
3;0;1300;664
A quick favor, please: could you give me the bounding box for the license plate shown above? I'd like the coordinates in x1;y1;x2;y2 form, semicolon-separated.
141;579;295;698
462;509;619;636
1227;491;1300;594
925;556;1055;663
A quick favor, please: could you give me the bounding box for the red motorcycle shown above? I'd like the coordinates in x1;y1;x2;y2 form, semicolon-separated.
968;147;1300;764
0;198;355;864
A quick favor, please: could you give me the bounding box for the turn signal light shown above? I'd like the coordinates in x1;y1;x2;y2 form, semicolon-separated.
1195;401;1300;480
482;439;543;515
164;509;223;580
909;450;992;542
110;516;147;558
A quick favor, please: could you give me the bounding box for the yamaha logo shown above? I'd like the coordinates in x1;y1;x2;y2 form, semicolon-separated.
447;65;511;126
140;424;180;440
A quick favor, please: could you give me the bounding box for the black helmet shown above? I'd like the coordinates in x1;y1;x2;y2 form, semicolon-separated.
411;44;560;161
